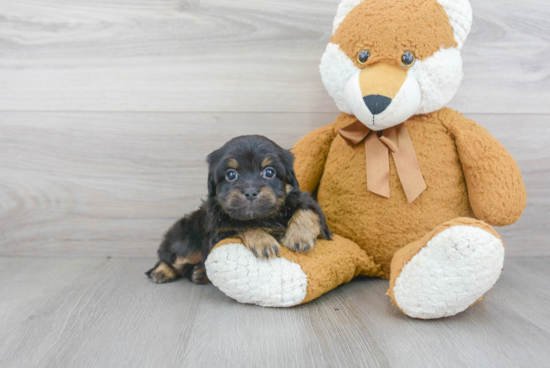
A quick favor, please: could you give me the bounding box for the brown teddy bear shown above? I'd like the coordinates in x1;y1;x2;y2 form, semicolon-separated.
204;0;527;319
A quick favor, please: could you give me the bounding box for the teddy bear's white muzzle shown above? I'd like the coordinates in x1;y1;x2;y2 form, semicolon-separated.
344;70;422;131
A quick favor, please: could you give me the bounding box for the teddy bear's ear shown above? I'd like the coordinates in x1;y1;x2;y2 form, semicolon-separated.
206;148;224;198
332;0;363;34
436;0;473;49
332;0;472;49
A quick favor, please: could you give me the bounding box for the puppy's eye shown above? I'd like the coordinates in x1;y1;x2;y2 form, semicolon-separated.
357;50;370;65
225;170;238;182
401;52;415;67
262;167;276;179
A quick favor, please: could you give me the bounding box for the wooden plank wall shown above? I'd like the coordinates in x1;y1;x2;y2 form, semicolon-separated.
1;0;549;257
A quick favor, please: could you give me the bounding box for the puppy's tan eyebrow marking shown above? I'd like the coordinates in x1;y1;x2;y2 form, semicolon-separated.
261;157;273;168
227;158;239;169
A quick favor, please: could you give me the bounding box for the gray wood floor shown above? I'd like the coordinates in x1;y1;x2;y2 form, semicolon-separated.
0;256;548;368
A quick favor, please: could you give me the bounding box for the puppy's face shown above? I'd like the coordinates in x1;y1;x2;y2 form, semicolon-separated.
207;136;298;221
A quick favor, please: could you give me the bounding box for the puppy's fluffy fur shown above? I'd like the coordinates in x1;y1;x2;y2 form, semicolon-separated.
146;135;331;284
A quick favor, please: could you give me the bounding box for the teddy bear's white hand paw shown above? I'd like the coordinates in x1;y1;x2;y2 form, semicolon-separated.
393;225;504;319
205;243;307;307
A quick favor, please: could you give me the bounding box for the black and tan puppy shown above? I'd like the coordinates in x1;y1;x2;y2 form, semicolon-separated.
146;135;331;284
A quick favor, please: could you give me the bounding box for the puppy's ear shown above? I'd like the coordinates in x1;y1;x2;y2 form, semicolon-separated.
206;148;223;198
207;172;217;198
282;149;299;189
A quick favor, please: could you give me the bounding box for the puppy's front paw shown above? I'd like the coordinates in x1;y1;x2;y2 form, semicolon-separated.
281;209;320;253
251;241;281;260
146;262;178;284
240;229;281;260
281;235;316;253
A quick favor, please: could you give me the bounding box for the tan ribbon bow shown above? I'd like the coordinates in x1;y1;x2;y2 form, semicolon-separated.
338;120;427;203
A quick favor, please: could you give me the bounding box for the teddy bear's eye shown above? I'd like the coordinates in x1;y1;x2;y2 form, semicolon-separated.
401;52;415;67
357;50;370;65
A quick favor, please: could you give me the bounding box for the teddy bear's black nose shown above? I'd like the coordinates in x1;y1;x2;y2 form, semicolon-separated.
363;94;392;115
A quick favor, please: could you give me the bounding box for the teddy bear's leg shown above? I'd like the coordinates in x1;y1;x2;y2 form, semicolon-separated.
387;218;505;319
205;235;380;307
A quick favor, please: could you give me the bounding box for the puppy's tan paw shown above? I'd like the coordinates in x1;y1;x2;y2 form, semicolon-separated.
281;209;320;254
147;262;178;284
281;236;316;253
240;229;281;260
191;263;210;284
252;242;281;260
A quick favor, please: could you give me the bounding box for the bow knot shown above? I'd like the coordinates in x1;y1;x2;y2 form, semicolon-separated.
338;120;426;203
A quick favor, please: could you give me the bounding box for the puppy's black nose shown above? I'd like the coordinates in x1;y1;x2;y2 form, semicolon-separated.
243;189;259;201
363;94;392;115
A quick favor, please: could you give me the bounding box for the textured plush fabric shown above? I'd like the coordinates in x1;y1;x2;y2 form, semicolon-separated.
392;223;503;319
332;0;457;67
210;235;380;305
208;107;526;308
332;0;472;48
282;235;381;304
207;240;309;307
205;0;527;318
438;109;527;226
294;109;525;278
387;217;504;316
320;0;468;118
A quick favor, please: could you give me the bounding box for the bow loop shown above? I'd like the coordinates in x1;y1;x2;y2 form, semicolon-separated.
338;121;426;203
338;120;370;146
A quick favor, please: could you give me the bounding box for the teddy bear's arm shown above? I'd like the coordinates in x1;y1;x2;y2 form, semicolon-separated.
292;125;336;193
441;109;527;226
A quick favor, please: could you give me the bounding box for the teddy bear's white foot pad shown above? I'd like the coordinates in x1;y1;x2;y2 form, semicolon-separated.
393;226;504;319
205;243;307;307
